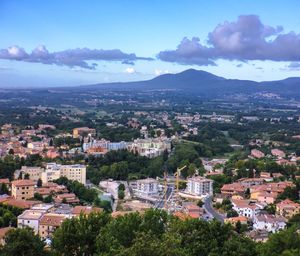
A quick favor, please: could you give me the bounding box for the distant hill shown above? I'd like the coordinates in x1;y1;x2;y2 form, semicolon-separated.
81;69;300;98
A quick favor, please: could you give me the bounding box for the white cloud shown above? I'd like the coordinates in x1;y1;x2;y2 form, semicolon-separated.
124;67;136;74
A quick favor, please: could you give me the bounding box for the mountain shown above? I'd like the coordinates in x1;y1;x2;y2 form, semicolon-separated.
81;69;300;98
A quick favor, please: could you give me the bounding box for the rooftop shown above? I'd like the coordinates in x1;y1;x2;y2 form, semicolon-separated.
11;179;35;187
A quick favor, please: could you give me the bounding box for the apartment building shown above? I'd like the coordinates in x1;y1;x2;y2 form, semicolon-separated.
11;180;35;200
39;213;67;239
14;166;44;181
46;163;86;185
133;178;159;197
185;176;213;197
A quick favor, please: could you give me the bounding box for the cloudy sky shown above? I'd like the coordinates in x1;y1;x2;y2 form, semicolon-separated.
0;0;300;87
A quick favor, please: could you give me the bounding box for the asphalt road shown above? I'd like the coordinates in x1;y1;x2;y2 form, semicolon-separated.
203;196;225;223
155;185;173;209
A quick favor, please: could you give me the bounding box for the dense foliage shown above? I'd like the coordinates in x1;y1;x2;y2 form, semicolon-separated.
1;209;298;256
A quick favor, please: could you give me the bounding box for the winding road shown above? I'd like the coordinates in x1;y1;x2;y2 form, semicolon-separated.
203;196;225;223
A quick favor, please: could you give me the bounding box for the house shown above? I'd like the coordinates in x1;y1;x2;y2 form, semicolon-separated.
247;230;269;243
185;176;213;197
225;216;248;226
271;149;286;158
256;192;278;204
238;178;265;188
251;149;265;159
182;202;203;219
259;172;273;182
17;210;45;234
11;180;35;200
54;193;80;204
250;182;294;200
39;213;67;239
2;198;40;209
232;199;264;219
276;199;300;218
253;213;286;233
221;183;245;196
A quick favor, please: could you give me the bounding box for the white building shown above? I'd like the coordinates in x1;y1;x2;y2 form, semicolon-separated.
185;176;213;197
17;210;45;234
134;178;159;197
127;138;171;158
253;213;286;233
232;199;264;219
46;163;86;185
41;168;61;184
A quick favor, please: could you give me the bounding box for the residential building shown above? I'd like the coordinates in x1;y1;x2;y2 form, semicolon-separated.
251;149;265;159
14;166;44;181
11;180;35;200
250;182;294;200
127;138;171;158
182;202;203;219
253;213;286;233
238;178;265;188
257;192;278;204
276;199;300;219
46;163;86;185
225;216;248;226
71;206;103;216
54;193;80;204
133;178;159;197
17;210;45;234
221;183;245;196
271;149;286;158
185;176;213;197
232;199;264;219
39;213;68;239
41;168;61;184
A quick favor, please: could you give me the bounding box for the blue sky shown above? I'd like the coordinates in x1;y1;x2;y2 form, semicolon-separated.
0;0;300;87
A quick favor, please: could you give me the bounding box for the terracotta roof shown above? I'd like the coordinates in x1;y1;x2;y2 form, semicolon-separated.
225;216;248;223
11;180;35;187
277;199;300;209
3;199;41;209
72;206;103;216
40;214;66;226
221;183;245;192
256;213;286;223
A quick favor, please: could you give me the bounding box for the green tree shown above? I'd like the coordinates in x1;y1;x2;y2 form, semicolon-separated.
1;228;47;256
52;212;111;256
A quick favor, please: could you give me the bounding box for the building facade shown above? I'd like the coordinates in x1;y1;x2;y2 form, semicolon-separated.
185;176;213;197
11;180;35;200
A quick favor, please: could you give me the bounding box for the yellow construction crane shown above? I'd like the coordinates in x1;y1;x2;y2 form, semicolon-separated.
174;165;187;193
